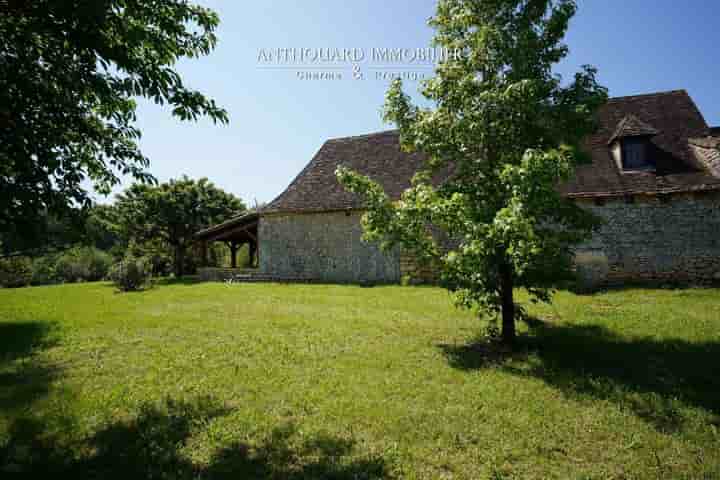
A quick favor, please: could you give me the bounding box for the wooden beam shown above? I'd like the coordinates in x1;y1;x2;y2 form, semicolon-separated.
205;221;258;243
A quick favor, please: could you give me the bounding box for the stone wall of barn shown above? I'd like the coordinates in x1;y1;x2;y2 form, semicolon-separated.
259;211;401;283
574;191;720;288
258;191;720;288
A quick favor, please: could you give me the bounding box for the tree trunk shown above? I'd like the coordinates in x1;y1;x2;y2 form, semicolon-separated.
174;244;185;277
499;261;516;345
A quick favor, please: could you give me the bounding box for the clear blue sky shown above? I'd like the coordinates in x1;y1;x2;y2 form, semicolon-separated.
122;0;719;206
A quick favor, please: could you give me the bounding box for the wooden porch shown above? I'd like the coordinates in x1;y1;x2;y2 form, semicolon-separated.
194;211;259;270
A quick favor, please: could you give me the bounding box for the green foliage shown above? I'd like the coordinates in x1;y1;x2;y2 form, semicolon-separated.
4;245;117;287
0;256;33;288
0;1;228;248
337;0;607;343
0;210;87;257
211;243;251;269
116;176;245;276
123;239;173;277
54;247;113;283
0;204;125;259
109;255;152;292
30;253;61;286
84;205;123;253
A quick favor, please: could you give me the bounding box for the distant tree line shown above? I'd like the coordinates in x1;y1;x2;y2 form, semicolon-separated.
0;176;245;288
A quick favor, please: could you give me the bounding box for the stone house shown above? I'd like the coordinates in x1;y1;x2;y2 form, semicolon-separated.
196;90;720;288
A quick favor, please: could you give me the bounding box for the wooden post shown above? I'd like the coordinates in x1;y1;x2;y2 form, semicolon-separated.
248;240;257;268
229;242;238;269
200;240;208;267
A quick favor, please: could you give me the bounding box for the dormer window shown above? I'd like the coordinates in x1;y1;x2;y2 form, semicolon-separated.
621;137;652;170
608;114;659;173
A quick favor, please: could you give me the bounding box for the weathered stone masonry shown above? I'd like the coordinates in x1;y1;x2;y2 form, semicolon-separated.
258;192;720;288
259;211;401;283
574;191;720;287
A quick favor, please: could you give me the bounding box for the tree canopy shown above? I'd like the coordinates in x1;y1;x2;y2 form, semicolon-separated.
0;0;227;253
337;0;608;344
116;177;245;277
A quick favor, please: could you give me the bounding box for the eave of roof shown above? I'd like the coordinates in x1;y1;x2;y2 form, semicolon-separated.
194;211;259;240
689;136;720;149
566;181;720;199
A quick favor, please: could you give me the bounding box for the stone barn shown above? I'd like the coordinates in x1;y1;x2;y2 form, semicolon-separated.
196;90;720;288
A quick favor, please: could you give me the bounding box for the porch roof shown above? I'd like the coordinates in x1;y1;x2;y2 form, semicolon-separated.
194;211;259;243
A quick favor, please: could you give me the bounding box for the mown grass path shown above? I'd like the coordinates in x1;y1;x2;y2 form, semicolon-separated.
1;281;719;478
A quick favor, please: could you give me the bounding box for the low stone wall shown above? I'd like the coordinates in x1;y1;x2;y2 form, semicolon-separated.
197;267;314;283
198;268;257;282
258;211;401;284
574;191;720;288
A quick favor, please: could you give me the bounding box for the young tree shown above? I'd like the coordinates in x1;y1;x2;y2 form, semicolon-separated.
116;177;245;277
337;0;607;345
0;1;228;253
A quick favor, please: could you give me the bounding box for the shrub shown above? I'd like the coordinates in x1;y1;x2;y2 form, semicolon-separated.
83;248;113;281
109;256;152;292
146;251;173;277
55;247;112;283
126;240;173;277
31;254;61;285
0;256;33;288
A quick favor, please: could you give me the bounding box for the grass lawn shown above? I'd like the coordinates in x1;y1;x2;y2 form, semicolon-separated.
0;281;719;479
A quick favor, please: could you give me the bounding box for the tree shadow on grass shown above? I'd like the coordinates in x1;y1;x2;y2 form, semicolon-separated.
1;396;393;479
571;283;720;296
0;321;59;363
207;422;392;479
0;321;62;412
439;317;720;432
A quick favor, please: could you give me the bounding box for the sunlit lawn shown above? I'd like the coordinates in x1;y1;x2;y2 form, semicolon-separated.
1;280;719;478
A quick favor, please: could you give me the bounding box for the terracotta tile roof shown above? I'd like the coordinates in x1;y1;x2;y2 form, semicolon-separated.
264;130;431;212
264;90;720;213
561;90;720;197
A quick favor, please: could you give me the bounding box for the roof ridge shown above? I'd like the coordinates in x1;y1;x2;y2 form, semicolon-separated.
325;129;399;143
607;89;688;102
321;91;691;142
